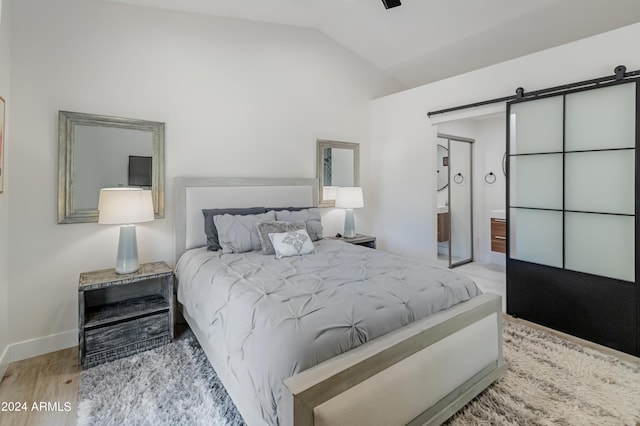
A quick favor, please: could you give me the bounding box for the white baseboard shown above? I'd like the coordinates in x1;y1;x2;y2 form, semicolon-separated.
488;252;506;267
0;344;9;381
8;329;77;363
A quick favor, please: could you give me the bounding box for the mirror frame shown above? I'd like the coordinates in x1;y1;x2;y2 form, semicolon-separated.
57;111;165;224
316;139;360;208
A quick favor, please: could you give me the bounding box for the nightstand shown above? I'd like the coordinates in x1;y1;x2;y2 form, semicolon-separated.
78;261;174;368
331;234;377;249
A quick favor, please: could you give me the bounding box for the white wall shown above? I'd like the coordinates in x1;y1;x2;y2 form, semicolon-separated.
371;23;640;260
474;116;506;265
8;0;402;360
0;0;10;377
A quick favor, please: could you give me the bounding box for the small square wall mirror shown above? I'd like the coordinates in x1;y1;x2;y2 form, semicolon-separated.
58;111;165;224
316;139;360;208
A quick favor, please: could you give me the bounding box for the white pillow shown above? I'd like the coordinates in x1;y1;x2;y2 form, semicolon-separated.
268;229;315;259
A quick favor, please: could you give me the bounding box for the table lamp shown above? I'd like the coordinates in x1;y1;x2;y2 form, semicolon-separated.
335;187;364;238
323;186;338;201
98;188;154;274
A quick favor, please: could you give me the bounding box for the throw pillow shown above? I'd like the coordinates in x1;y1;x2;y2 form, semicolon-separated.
269;229;315;259
256;221;306;255
214;211;276;254
274;208;323;241
202;207;267;251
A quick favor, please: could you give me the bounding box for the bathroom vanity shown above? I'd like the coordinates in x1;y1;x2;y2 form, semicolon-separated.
490;209;506;253
437;206;449;242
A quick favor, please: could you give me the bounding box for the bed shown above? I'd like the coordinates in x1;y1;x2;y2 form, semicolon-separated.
174;177;505;426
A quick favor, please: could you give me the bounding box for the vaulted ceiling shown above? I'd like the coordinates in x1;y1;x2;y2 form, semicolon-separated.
105;0;640;89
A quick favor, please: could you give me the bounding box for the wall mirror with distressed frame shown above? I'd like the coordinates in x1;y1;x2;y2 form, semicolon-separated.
316;139;360;208
58;111;165;224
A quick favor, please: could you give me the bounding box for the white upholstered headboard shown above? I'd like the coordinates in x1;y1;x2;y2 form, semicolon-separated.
174;177;318;262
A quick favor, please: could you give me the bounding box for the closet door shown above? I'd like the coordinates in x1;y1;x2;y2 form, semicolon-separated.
509;95;564;268
564;84;636;282
506;81;638;356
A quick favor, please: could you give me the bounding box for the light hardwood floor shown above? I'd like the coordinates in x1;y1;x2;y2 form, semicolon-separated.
0;347;80;426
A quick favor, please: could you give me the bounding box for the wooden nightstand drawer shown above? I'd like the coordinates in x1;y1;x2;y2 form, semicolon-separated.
85;312;169;355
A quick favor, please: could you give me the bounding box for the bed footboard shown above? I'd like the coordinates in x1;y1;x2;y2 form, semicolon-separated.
282;293;505;426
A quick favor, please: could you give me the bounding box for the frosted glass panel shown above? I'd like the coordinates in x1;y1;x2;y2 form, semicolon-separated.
509;154;562;209
565;213;634;282
509;208;563;268
566;83;636;151
565;150;635;214
510;96;563;154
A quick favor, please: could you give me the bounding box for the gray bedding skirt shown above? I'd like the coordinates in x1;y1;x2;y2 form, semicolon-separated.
176;239;481;425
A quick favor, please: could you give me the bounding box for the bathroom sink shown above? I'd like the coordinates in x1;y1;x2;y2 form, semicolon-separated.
491;209;505;219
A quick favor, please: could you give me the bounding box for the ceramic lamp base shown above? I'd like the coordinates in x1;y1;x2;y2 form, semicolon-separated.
116;224;139;274
344;209;356;238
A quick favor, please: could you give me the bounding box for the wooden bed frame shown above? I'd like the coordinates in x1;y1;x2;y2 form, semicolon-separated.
174;177;506;426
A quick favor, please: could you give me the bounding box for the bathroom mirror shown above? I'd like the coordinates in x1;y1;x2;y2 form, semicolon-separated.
316;139;359;207
437;144;449;191
58;111;165;224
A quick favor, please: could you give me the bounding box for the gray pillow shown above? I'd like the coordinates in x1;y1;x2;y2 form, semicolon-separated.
203;207;266;251
256;221;306;255
214;211;276;254
266;206;310;212
274;208;323;241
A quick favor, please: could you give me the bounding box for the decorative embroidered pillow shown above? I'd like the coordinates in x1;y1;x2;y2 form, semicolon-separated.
268;229;315;259
274;208;323;241
256;221;306;255
214;211;276;254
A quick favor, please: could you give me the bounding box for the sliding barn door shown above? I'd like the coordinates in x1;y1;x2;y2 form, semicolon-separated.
506;81;639;356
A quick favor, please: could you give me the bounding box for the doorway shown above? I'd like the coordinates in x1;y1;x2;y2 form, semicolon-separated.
437;134;474;268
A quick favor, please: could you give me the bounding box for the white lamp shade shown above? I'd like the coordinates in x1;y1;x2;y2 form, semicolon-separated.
335;187;364;209
323;186;338;201
98;188;155;225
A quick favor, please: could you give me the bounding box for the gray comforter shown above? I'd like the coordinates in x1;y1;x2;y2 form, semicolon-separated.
176;239;481;425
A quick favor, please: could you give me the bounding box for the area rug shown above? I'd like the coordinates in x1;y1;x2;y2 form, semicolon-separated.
77;337;245;426
78;317;640;426
446;318;640;426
